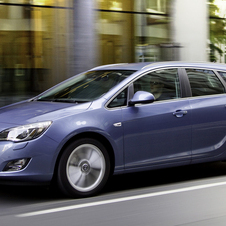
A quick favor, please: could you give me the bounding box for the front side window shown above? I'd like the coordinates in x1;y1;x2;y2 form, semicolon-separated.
133;68;180;101
186;69;225;97
108;88;128;108
37;70;135;103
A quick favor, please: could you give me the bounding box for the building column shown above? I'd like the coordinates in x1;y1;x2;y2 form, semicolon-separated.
73;0;99;74
171;0;208;61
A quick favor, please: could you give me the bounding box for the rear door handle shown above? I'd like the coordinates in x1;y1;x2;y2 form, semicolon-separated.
173;110;188;118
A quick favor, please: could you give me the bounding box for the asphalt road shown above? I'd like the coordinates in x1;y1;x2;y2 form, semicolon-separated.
1;162;226;226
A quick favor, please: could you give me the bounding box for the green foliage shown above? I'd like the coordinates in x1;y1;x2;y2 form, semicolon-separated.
209;0;226;61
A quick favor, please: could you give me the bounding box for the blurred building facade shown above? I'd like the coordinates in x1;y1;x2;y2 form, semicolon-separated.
0;0;225;106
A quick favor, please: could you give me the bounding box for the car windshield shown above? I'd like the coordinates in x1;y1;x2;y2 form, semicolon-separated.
37;70;135;103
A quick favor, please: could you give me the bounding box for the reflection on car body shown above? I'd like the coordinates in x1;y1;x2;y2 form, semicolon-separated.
0;61;226;197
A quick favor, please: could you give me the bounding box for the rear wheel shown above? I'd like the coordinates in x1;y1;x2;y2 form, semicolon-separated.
57;138;110;197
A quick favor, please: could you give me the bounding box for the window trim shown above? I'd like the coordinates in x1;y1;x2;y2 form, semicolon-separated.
105;66;226;110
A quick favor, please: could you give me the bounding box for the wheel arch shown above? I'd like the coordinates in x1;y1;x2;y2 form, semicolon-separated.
53;132;115;180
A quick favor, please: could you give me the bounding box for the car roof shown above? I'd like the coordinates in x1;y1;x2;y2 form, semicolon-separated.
90;62;154;71
90;61;226;72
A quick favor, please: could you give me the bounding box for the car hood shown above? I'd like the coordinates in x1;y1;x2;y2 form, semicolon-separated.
0;101;91;128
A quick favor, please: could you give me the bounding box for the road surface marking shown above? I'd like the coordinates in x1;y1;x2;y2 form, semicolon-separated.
16;181;226;217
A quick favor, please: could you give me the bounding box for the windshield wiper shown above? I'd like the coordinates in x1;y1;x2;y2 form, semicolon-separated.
37;98;87;103
53;99;78;103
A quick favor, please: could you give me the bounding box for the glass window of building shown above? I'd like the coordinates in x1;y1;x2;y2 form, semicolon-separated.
96;0;171;66
0;1;74;106
134;0;170;62
97;0;134;65
1;0;72;7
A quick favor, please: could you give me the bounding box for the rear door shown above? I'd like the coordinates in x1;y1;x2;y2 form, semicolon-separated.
184;68;226;161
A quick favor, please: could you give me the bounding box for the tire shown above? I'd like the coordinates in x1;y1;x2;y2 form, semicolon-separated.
57;138;111;198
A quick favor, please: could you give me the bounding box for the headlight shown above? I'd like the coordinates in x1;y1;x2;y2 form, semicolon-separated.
0;121;52;142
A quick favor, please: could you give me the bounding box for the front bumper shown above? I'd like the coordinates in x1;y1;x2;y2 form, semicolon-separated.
0;135;59;183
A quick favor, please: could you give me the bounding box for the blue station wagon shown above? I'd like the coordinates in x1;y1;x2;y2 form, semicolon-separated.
0;61;226;197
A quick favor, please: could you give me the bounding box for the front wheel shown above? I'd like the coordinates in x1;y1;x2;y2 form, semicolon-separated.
57;138;111;198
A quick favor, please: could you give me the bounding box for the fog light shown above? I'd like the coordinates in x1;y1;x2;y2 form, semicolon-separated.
3;158;30;172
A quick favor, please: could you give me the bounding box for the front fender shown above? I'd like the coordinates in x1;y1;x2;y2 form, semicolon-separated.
46;111;124;172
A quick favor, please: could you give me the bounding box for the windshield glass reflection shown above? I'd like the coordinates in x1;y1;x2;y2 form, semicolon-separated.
37;70;135;103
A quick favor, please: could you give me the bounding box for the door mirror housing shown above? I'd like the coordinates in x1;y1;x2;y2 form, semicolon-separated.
129;91;155;106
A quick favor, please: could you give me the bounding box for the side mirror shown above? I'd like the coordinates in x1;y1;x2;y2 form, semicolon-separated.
129;91;155;106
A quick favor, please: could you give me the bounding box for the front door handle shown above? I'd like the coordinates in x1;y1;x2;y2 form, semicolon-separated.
173;110;188;118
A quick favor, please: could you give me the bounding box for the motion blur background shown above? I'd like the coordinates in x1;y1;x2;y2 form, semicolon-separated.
0;0;225;106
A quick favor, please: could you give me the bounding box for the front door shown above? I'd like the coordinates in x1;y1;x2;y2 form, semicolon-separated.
123;68;192;169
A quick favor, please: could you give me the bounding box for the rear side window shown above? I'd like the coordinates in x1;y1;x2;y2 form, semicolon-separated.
186;69;225;96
